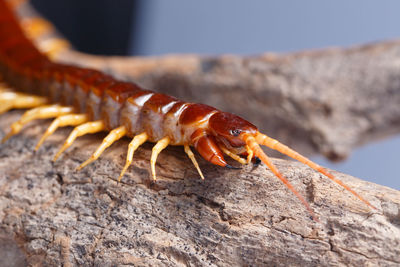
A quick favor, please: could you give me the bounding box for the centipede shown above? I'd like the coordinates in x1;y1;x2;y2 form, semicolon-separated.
0;0;376;220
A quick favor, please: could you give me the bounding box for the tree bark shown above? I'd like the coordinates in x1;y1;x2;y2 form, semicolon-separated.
0;111;399;266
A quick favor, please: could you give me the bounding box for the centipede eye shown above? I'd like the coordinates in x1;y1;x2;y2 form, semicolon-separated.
230;129;241;136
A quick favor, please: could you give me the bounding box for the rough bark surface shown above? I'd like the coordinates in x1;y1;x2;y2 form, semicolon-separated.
54;40;400;161
0;111;399;267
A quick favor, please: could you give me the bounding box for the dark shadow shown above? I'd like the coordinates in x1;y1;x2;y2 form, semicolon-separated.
31;0;140;55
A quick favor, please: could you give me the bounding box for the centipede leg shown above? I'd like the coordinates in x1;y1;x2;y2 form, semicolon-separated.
21;17;53;39
0;102;13;114
150;137;170;181
184;144;205;180
220;145;247;165
76;126;127;170
53;120;105;161
39;39;70;59
0;90;17;114
1;104;73;143
35;114;89;150
246;145;254;164
255;132;376;210
118;132;148;182
0;91;48;114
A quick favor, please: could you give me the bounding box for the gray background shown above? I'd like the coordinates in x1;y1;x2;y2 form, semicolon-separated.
131;0;400;189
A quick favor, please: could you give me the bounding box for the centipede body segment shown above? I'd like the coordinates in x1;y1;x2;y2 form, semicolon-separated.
0;0;376;220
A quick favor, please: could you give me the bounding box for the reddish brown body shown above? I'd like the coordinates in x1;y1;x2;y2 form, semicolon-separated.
0;0;376;220
0;0;245;172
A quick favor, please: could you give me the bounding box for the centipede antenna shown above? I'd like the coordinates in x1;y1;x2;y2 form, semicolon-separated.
118;132;148;183
53;120;105;161
256;132;377;210
246;135;319;221
150;137;170;181
76;125;127;171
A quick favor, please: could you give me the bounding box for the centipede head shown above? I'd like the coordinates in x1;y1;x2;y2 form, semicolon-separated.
189;112;257;168
209;112;258;148
207;112;276;170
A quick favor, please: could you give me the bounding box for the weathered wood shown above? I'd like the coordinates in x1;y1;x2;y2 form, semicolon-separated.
0;111;399;266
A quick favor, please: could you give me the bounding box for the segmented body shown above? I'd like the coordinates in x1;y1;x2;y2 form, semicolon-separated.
0;0;376;220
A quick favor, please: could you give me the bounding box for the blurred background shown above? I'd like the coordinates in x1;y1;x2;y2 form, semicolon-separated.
31;0;400;189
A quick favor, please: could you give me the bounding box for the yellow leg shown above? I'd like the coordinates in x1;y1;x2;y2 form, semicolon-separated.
246;145;253;164
118;132;148;182
21;17;53;39
0;89;16;97
0;101;13;114
35;114;89;150
150;137;170;181
0;91;48;114
1;104;73;143
53;121;105;161
77;126;127;170
220;146;247;165
184;144;205;180
39;39;70;59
